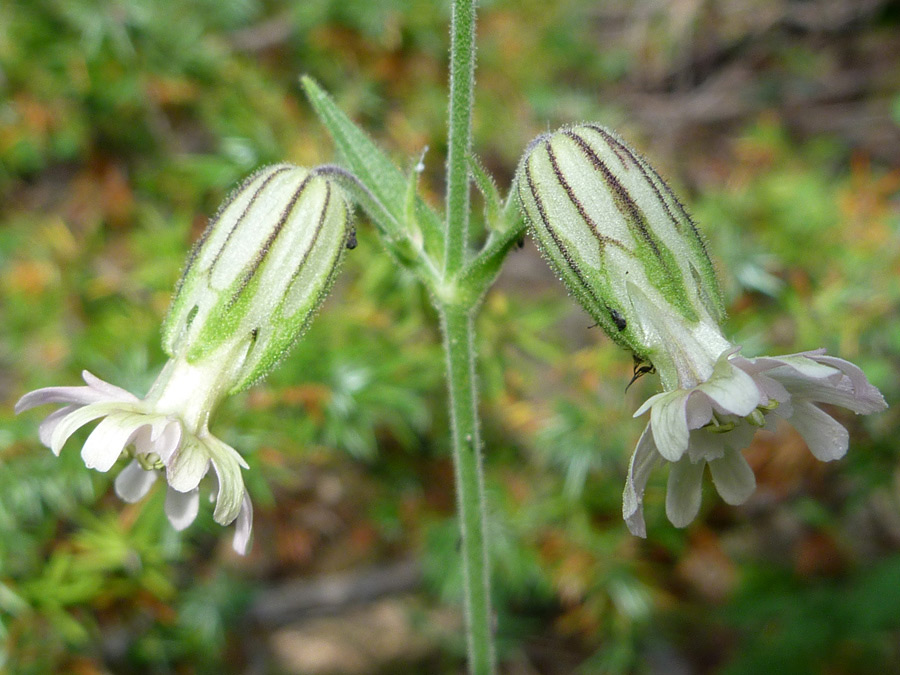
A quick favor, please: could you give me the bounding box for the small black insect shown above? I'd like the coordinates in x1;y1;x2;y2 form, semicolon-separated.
626;355;655;391
516;236;525;249
610;308;627;331
346;228;358;250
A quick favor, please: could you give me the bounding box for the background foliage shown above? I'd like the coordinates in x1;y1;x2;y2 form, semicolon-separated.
1;0;899;673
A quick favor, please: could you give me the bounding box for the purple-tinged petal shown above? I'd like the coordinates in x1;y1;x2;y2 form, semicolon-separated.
165;487;200;531
804;355;887;414
16;386;107;414
81;413;146;472
115;460;158;502
166;438;210;492
623;426;661;537
709;450;756;505
649;391;690;462
38;405;77;447
154;421;183;463
81;371;140;402
789;400;850;462
685;394;713;430
665;458;705;527
232;493;254;555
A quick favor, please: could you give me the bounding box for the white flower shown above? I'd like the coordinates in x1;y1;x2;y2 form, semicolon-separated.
516;123;887;535
15;357;254;553
15;163;352;554
623;346;887;536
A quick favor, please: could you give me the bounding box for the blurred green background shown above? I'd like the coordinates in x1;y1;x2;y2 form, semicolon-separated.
1;0;899;673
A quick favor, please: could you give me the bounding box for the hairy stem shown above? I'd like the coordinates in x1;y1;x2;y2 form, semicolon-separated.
440;304;495;674
444;0;477;277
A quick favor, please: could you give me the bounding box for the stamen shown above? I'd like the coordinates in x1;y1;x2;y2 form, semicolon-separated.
704;414;737;434
747;409;766;427
137;452;164;471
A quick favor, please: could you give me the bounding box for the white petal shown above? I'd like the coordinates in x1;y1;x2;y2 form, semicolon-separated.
165;487;200;531
767;354;841;382
633;391;668;418
232;493;254;555
789;400;849;462
81;413;146;472
697;359;763;417
708;450;756;505
81;370;141;402
665;458;705;528
649;391;691;461
166;437;210;492
686;427;726;463
207;437;248;525
622;426;661;537
115;460;158;502
49;402;132;456
38;405;78;447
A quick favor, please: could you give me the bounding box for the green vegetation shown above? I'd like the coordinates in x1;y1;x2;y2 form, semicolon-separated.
2;1;898;672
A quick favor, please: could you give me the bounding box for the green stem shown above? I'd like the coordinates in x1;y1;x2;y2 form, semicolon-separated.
444;0;477;277
442;2;494;671
440;303;494;674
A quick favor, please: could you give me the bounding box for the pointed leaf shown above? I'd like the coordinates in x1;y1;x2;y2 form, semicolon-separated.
301;76;443;258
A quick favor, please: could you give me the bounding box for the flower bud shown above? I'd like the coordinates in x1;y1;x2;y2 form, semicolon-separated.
163;164;351;393
516;124;726;388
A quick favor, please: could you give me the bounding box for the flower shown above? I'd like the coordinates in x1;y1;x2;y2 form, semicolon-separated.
623;347;887;536
15;361;254;552
517;124;887;534
16;164;351;553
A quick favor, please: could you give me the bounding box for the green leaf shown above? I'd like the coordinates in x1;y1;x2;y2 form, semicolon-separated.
468;154;501;229
301;76;444;261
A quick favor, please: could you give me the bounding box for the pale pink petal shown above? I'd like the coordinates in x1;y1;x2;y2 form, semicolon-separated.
154;421;183;463
15;386;108;414
115;460;158;502
81;371;140;402
665;458;705;528
709;450;756;505
623;426;661;537
685;394;713;430
231;493;254;555
789;400;850;462
165;487;200;531
780;355;887;415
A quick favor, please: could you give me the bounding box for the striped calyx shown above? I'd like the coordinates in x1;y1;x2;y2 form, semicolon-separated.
163;164;350;393
516;124;728;389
